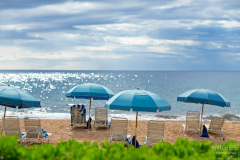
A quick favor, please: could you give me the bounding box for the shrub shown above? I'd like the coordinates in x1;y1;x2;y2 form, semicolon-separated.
0;135;239;160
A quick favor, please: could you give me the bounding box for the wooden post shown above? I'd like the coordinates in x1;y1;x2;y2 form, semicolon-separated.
88;96;91;129
135;111;138;148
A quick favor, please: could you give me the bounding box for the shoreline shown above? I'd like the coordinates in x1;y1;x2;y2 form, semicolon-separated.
7;119;239;145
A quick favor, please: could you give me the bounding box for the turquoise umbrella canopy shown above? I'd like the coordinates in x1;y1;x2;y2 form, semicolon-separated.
65;83;114;100
177;89;230;107
0;86;41;108
105;89;171;112
0;85;41;118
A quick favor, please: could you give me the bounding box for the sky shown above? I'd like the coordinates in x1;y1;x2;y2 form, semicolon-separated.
0;0;239;70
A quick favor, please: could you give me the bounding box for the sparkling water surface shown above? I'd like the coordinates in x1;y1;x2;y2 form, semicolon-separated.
0;70;239;121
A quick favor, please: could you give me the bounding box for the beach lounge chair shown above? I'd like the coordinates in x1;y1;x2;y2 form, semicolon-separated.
182;111;200;134
145;120;165;148
205;117;224;135
2;116;25;144
70;106;87;130
109;117;131;145
93;107;109;128
24;117;53;144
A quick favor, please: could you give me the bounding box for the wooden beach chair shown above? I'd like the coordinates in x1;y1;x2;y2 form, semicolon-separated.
145;120;165;148
24;117;53;144
93;107;109;128
70;107;87;130
109;117;130;145
182;111;200;134
205;117;224;135
2;116;25;144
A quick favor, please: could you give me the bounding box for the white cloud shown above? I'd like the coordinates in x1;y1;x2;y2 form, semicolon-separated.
0;24;30;31
0;45;128;62
152;0;193;10
104;36;198;46
0;2;102;19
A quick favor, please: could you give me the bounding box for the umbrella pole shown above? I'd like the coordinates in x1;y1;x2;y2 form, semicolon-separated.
135;111;138;148
88;96;91;129
3;104;7;119
200;104;204;131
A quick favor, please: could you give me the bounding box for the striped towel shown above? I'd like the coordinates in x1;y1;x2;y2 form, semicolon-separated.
73;104;86;116
42;128;48;138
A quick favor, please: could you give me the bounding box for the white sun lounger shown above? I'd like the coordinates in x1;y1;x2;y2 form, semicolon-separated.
2;116;25;144
205;117;224;135
109;117;131;145
93;107;109;128
182;111;200;134
24;117;53;144
70;106;87;130
145;120;165;148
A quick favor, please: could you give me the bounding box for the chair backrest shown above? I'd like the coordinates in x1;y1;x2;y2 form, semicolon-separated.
71;107;86;124
111;117;128;142
2;116;22;138
186;111;200;130
209;117;224;131
147;120;165;147
95;107;108;124
24;117;43;138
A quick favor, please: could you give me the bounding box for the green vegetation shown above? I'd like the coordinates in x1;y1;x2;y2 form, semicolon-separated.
0;135;239;160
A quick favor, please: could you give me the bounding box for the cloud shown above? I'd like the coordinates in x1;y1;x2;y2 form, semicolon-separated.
0;0;239;70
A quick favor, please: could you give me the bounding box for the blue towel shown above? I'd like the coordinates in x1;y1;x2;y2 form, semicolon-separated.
201;125;209;137
132;136;139;148
108;121;111;128
42;128;48;138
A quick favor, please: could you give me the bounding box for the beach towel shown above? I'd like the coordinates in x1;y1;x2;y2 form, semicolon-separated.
72;104;86;116
42;128;48;138
132;136;139;148
201;125;209;137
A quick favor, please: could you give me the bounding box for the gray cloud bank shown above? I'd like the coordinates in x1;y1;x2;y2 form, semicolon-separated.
0;0;239;70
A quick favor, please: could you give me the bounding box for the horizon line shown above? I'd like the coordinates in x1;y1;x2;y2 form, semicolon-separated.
0;69;240;72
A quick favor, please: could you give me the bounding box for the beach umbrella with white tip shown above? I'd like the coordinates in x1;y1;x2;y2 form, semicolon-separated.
65;83;114;129
105;89;171;147
177;88;230;130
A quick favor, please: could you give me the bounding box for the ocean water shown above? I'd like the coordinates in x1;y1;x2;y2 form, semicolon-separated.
0;70;239;121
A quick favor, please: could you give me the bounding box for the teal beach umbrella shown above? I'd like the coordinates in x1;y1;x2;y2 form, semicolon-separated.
177;88;230;129
0;85;41;118
105;89;171;147
65;83;114;129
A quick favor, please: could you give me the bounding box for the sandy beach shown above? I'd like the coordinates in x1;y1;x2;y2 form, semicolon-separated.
10;120;239;145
